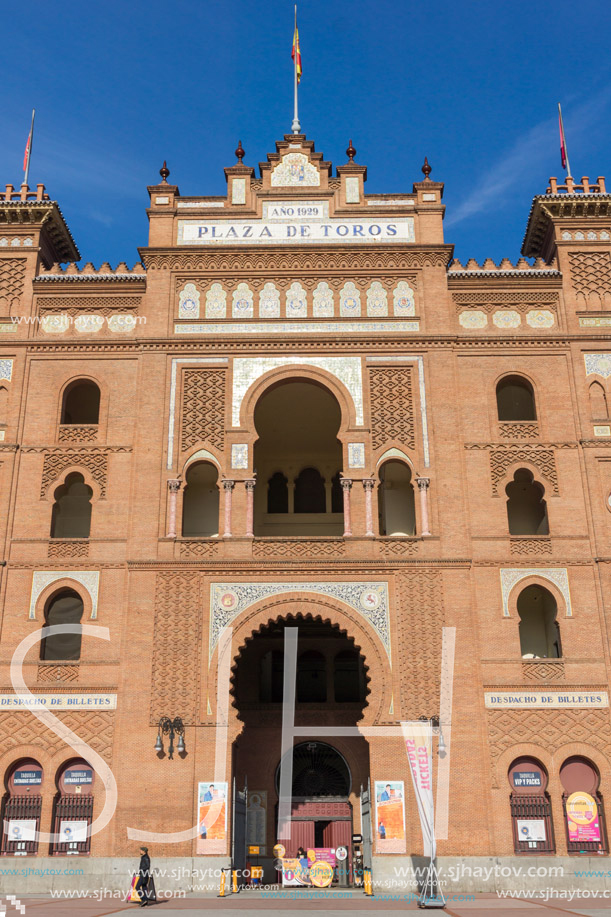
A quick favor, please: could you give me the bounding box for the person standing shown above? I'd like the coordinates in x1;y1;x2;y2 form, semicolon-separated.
136;846;151;907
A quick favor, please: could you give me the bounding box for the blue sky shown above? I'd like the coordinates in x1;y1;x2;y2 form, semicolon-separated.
2;0;609;266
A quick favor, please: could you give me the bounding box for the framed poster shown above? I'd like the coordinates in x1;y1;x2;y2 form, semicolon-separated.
374;780;406;853
246;791;267;853
566;792;601;843
196;782;228;855
517;819;546;842
6;820;36;842
59;820;88;843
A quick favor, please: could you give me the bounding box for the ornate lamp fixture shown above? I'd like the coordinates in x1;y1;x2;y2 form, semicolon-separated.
155;716;185;759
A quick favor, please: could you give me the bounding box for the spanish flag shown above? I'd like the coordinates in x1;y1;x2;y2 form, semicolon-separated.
292;24;302;84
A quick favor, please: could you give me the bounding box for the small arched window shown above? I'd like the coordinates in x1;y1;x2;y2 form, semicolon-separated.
518;584;561;659
61;380;100;425
496;376;536;421
378;460;416;536
589;381;609;420
267;472;288;513
297;650;327;702
50;473;92;538
182;462;219;536
41;591;84;661
506;468;549;535
294;468;326;514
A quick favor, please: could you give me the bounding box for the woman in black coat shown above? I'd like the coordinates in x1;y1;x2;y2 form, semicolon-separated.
136;846;151;907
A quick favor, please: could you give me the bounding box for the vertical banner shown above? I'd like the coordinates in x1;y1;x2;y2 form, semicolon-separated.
196;781;228;854
374;780;406;853
402;721;435;858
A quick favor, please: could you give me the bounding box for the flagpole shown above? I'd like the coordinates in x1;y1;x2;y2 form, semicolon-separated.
292;5;300;134
558;102;572;180
24;108;35;187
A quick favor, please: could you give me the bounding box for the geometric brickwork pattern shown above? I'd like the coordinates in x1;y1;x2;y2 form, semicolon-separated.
522;661;565;681
369;367;414;451
486;707;611;788
0;259;26;314
498;422;539;440
251;539;346;558
48;540;90;558
489;445;558;495
150;572;201;725
397;570;444;719
37;664;79;683
58;425;98;443
509;537;552;556
0;710;115;762
569;251;611;309
180;369;225;453
41;451;108;498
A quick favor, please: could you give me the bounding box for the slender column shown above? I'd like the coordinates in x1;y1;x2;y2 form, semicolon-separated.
288;475;295;514
416;477;431;536
166;479;181;538
363;478;376;537
341;478;353;537
245;479;256;537
223;480;235;537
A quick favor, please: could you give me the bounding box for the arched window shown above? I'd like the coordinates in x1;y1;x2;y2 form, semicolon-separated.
506;469;549;535
50;473;92;538
508;757;555;853
61;380;100;425
182;462;219;536
496;376;536;421
296;650;327;702
41;591;84;661
560;756;608;854
378;461;416;536
267;472;288;513
518;584;561;658
294;468;326;514
50;759;95;856
0;759;44;856
589;381;609;419
334;650;363;702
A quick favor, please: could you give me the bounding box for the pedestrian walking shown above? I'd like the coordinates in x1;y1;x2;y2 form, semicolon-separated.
136;846;152;907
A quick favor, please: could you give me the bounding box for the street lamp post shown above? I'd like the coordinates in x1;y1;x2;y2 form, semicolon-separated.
155;716;186;760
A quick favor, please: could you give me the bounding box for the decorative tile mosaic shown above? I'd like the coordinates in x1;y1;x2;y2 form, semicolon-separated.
345;176;360;203
376;447;412;467
232;282;254;319
584;353;611;378
340;281;361;317
29;570;100;620
259;282;281;318
205;282;227;319
175;321;419;335
0;324;18;333
500;567;572;618
209;580;390;662
526;310;555;328
108;314;136;333
459;310;487;329
167;357;229;469
580;317;611;328
0;239;7;247
366;281;388;317
393;281;416;316
231;443;249;469
286;281;308;318
75;315;103;334
562;231;571;240
270;153;320;187
313;281;334;317
232;356;364;426
41;315;70;334
178;282;200;320
602;231;611;240
348;443;366;468
594;425;611;437
493;310;521;329
0;359;13;382
232;178;246;205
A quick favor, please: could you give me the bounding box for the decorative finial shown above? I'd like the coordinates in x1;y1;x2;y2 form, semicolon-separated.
422;156;432;180
235;140;245;163
159;161;170;183
346;139;356;162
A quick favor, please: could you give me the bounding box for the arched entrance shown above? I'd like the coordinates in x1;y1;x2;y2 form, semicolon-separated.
231;614;372;885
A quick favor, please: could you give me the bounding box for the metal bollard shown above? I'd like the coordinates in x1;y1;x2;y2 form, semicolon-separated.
218;869;227;897
232;869;238;894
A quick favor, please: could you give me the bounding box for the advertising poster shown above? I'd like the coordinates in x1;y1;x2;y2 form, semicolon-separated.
6;819;37;842
566;792;601;843
59;820;88;843
517;819;546;842
374;780;406;853
196;781;228;855
246;790;267;853
281;858;309;886
402;721;435;858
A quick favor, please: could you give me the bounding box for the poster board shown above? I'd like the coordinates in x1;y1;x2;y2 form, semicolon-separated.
374;780;406;853
196;781;228;855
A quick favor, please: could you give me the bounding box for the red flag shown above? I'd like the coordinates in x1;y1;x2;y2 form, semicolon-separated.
23;129;32;173
292;26;302;83
558;104;567;171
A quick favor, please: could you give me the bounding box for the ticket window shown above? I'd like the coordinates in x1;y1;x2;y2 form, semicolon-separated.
1;760;44;856
508;757;555;854
561;756;608;855
50;760;95;856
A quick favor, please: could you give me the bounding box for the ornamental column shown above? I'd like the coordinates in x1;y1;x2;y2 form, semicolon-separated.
341;478;353;537
223;480;235;537
245;478;256;537
416;477;431;536
363;478;376;537
166;479;181;538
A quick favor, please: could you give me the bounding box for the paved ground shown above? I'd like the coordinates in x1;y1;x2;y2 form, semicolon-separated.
5;892;611;917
